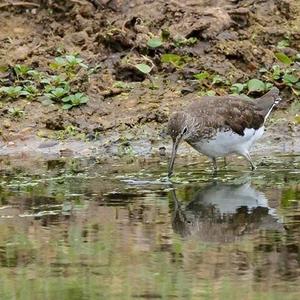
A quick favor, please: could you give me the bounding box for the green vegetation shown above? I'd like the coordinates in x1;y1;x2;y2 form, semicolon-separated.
191;61;300;96
135;63;152;74
61;93;89;110
0;54;89;110
8;107;25;118
161;53;188;68
147;37;163;48
0;86;29;99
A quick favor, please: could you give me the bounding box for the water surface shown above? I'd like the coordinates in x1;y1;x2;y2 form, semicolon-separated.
0;154;299;299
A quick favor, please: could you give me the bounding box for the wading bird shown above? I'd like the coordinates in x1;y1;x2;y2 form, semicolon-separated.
167;88;281;177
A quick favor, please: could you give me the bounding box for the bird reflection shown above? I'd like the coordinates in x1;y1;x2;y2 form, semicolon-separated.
171;182;283;242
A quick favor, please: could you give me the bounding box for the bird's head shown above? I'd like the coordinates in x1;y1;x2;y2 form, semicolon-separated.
167;112;190;177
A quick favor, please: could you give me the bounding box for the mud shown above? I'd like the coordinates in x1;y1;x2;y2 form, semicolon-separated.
0;0;299;158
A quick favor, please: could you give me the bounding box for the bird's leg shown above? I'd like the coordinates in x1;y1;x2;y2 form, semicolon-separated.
212;157;217;171
223;157;227;168
242;152;256;171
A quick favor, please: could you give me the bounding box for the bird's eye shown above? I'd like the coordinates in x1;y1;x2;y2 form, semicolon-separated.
182;127;188;134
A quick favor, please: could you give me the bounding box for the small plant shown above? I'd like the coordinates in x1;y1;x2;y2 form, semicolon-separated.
260;64;300;95
193;72;229;90
42;74;68;87
14;64;32;79
8;107;25;118
193;72;210;81
230;79;273;95
161;53;187;68
113;81;133;90
174;37;198;47
62;93;89;110
0;86;29;99
44;86;70;102
50;54;88;77
277;39;290;49
1;54;90;109
55;125;84;140
23;85;39;99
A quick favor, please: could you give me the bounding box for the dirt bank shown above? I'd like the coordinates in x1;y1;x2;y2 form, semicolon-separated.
0;0;299;158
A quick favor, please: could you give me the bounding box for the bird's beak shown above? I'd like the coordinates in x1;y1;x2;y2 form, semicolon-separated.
168;137;181;177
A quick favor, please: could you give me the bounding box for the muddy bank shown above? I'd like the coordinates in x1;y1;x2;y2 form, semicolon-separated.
0;0;299;158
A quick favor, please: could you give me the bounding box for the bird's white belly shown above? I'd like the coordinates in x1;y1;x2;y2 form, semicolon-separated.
189;127;264;158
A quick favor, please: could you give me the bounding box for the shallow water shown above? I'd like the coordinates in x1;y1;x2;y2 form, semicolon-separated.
0;154;299;299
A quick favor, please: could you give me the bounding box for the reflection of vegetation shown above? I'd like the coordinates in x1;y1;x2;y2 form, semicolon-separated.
281;187;300;208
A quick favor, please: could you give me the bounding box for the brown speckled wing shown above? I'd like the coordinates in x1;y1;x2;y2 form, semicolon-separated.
186;96;265;138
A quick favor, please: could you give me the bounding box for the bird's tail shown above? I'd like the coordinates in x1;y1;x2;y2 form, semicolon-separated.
256;87;281;120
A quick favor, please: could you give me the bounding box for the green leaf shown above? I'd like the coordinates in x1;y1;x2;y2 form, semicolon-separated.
55;57;66;64
271;65;282;80
62;96;71;102
63;103;73;110
161;54;184;67
212;75;225;85
265;82;274;90
247;79;266;93
277;39;290;49
193;72;209;81
135;63;152;74
283;73;299;85
147;38;163;48
206;90;216;96
174;37;198;47
275;52;293;65
230;83;246;94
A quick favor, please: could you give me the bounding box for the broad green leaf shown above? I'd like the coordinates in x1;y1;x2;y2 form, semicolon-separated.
135;63;152;74
62;96;71;102
274;52;293;65
247;79;266;93
161;54;183;67
193;72;209;81
147;38;163;48
63;103;73;110
230;83;245;94
265;82;274;90
283;73;299;84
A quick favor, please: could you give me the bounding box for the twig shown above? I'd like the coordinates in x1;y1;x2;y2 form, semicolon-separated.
0;1;40;9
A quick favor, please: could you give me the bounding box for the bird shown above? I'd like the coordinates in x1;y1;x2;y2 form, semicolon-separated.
171;181;282;240
167;87;281;177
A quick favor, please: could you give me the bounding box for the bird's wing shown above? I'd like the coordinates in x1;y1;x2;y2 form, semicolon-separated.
187;95;265;136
